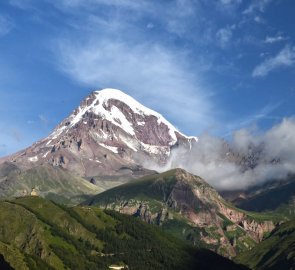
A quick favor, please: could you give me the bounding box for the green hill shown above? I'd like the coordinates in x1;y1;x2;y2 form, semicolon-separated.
85;168;278;257
0;196;248;270
235;176;295;216
0;163;104;205
235;219;295;270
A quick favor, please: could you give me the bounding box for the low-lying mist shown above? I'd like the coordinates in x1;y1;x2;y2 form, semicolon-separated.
146;117;295;191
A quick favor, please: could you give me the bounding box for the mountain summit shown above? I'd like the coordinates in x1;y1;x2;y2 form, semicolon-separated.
4;89;196;178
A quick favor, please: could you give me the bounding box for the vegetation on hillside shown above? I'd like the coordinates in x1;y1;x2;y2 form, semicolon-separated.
0;196;247;270
235;219;295;270
85;169;280;257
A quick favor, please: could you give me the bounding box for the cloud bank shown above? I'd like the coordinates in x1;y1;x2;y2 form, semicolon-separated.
146;118;295;191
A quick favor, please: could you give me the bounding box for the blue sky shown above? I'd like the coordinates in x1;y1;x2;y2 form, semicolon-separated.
0;0;294;156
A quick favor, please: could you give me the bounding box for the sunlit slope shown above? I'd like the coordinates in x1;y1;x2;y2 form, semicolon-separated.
0;196;248;270
85;168;277;257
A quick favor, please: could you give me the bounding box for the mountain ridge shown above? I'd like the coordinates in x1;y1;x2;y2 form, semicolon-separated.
85;168;277;257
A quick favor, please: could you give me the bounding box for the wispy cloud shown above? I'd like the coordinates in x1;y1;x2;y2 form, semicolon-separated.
216;26;233;48
38;114;49;126
265;35;288;44
0;15;14;36
218;0;242;12
253;45;295;77
243;0;273;14
223;103;282;137
55;38;215;134
47;0;219;135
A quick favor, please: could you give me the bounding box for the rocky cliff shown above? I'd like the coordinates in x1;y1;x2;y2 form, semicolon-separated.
86;168;276;257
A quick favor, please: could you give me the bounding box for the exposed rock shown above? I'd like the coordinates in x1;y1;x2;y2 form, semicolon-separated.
89;168;276;258
1;89;196;180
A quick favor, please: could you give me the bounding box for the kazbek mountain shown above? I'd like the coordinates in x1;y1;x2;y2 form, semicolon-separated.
0;89;196;202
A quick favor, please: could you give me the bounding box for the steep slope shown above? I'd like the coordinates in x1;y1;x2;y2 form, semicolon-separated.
235;219;295;270
229;176;295;216
85;168;277;257
3;89;196;178
0;196;248;270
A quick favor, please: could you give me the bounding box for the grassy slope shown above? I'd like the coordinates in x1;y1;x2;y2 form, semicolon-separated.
235;219;295;270
0;164;104;205
0;196;248;270
85;169;281;255
86;169;178;204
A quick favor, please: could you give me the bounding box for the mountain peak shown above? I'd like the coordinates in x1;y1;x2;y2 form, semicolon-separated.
51;88;192;143
94;88;159;116
5;88;197;178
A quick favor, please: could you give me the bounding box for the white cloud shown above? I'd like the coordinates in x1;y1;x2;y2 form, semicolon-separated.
0;15;14;36
254;16;265;23
252;45;295;77
147;118;295;190
55;38;215;134
265;35;288;44
146;23;154;29
48;0;217;135
216;27;233;48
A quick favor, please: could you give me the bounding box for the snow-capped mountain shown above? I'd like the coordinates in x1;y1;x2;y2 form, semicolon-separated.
6;89;197;177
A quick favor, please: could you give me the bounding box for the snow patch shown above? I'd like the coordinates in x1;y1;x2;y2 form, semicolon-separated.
46;140;52;146
95;89;179;144
50;126;66;139
110;106;134;135
119;135;138;152
137;121;145;126
28;156;38;162
140;142;170;155
43;151;50;158
99;143;119;153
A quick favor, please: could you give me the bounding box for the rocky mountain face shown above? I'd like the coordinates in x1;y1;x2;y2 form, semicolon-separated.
0;89;198;203
85;168;276;258
3;89;196;179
